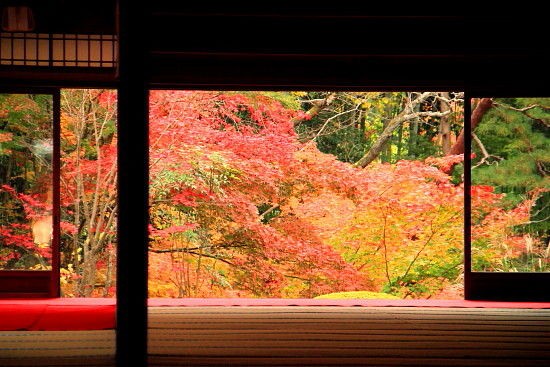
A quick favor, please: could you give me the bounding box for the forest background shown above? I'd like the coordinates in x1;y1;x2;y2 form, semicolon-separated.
0;90;548;299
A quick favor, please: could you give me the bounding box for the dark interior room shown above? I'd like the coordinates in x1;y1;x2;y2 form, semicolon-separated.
0;3;549;366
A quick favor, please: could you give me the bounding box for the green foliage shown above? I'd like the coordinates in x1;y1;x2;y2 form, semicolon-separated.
472;97;550;271
385;256;462;298
0;94;52;192
472;239;495;271
0;94;53;270
525;191;550;238
295;92;462;165
316;126;369;163
404;131;439;160
259;92;302;110
474;99;549;190
150;168;195;199
257;203;281;224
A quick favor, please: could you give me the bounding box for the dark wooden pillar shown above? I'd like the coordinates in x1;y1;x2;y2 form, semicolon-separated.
116;2;149;366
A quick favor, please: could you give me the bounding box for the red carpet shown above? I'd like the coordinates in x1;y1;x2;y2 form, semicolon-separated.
1;298;549;331
0;298;115;331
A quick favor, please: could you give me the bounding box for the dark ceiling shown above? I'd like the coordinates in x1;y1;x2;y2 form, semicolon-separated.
0;3;547;94
2;0;116;34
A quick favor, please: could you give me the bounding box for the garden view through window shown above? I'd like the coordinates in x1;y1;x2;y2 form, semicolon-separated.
146;90;467;300
0;93;53;270
1;91;547;299
471;97;549;273
0;90;117;297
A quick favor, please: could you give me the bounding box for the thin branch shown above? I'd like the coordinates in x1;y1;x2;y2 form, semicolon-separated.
401;210;461;281
381;206;392;285
522;215;550;225
531;200;550;218
494;102;550;128
297;118;357;142
472;133;503;168
308;106;359;142
149;247;234;266
283;274;310;282
495;102;548;113
402;110;451;120
401;222;437;281
354;94;449;168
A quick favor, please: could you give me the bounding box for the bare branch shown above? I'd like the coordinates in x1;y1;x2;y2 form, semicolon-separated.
300;104;361;146
149;247;234;266
354;93;447;168
495;103;548;113
522;215;550;225
438;92;452;155
472;133;503;168
493;102;550;128
433;93;464;105
404;111;451;119
381;206;392;284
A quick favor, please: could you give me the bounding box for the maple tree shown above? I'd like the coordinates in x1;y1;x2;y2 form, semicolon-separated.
57;89;118;296
328;157;465;298
147;91;366;297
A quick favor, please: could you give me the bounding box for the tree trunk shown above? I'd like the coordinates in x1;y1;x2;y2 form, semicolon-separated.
354;92;446;168
408;120;418;158
439;92;452;155
291;93;337;127
380;119;391;163
449;98;493;155
396;123;403;160
359;111;366;134
355;115;403;167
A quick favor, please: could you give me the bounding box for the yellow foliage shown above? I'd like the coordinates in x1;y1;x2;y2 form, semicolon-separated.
315;291;400;300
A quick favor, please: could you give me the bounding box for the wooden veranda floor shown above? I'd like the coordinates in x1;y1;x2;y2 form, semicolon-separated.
1;306;549;366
